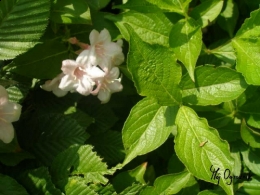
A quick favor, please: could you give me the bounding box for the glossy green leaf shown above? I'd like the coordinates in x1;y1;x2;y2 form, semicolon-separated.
169;18;202;81
0;174;28;195
140;171;192;195
146;0;191;16
51;145;110;188
217;0;239;37
175;106;234;195
237;176;260;195
232;9;260;85
18;167;62;195
190;0;224;28
241;120;260;148
209;42;236;66
180;65;248;105
51;0;91;24
0;0;50;60
127;27;182;105
107;11;173;46
122;98;178;165
119;183;144;195
198;190;226;195
113;163;147;192
65;178;98;195
5;39;68;79
240;143;260;176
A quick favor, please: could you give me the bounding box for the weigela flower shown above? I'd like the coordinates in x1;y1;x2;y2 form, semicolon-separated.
59;50;105;96
0;85;21;143
41;73;68;97
93;67;123;104
88;29;124;70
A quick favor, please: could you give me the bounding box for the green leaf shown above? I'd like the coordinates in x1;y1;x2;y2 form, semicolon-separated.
180;65;248;105
230;143;241;177
217;0;239;37
241;120;260;148
106;11;173;46
167;154;186;174
0;0;50;60
65;177;98;195
175;106;234;195
122;98;178;165
198;190;226;195
237;176;260;195
209;42;236;66
176;175;199;195
240;143;260;176
140;171;192;195
169;18;202;81
87;130;125;165
113;163;147;193
119;183;145;195
232;9;260;85
5;39;68;79
51;0;91;24
0;174;28;195
18;113;89;166
0;150;34;166
51;145;110;188
18;167;63;195
127;26;182;105
87;0;110;10
190;0;224;28
114;0;161;13
146;0;191;16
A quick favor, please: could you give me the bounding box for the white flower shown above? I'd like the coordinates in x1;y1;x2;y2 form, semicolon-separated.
93;67;123;104
88;29;124;70
0;85;22;143
59;50;105;96
41;73;68;97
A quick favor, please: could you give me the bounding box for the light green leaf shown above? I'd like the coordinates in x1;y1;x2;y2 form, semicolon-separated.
169;18;202;81
180;65;248;105
217;0;239;37
106;11;173;46
119;183;145;195
114;0;161;13
198;190;226;195
113;163;147;192
0;174;28;195
122;98;178;165
0;0;50;60
127;26;182;105
232;9;260;85
51;145;110;188
87;130;125;164
5;39;68;79
237;176;260;195
175;106;234;195
241;120;260;148
140;171;192;195
51;0;91;24
190;0;224;28
240;143;260;176
65;178;98;195
209;42;236;66
146;0;191;16
18;167;63;195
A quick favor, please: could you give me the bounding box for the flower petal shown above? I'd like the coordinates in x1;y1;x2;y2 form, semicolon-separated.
89;29;99;45
59;75;77;91
76;49;92;66
108;67;120;80
0;86;8;105
1;102;22;123
98;89;111;104
99;29;111;44
0;122;14;143
61;60;78;75
76;76;93;96
108;80;123;93
53;88;68;97
89;66;105;79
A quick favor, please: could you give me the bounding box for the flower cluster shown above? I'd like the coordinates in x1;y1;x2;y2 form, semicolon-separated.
0;85;22;143
41;29;124;103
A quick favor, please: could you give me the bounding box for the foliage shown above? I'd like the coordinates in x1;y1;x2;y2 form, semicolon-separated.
1;0;260;194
